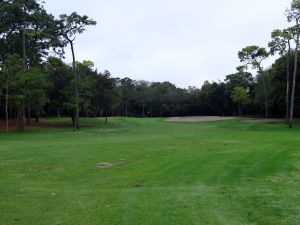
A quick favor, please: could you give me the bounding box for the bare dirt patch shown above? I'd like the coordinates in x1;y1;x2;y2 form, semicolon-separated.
0;119;71;131
166;116;235;123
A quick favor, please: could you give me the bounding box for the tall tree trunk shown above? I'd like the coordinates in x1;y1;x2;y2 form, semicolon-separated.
105;111;108;124
125;101;128;117
160;102;163;118
142;104;145;117
16;111;20;132
5;75;9;133
21;104;25;131
27;102;31;125
238;103;242;117
22;16;26;71
16;108;23;132
35;111;39;123
70;41;79;131
259;68;269;118
286;50;291;123
289;30;300;128
9;103;12;121
19;11;27;132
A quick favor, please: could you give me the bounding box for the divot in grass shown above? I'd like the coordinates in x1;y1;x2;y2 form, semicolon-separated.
96;161;126;169
96;162;113;169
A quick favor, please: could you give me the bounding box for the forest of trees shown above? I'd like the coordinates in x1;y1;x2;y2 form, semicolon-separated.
1;0;300;132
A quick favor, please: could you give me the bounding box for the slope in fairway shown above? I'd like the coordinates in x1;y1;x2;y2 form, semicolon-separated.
0;117;300;225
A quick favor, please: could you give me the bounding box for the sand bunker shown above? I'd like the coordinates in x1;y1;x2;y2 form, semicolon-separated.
166;116;235;122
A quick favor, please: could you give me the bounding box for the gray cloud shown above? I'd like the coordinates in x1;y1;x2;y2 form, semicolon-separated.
45;0;291;87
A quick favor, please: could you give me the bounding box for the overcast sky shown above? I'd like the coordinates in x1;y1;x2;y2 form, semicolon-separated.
45;0;291;88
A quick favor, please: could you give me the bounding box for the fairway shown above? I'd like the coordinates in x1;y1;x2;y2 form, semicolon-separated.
1;118;300;225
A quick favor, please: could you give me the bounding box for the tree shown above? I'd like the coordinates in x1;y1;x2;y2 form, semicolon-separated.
268;28;294;122
2;54;25;131
0;0;62;130
199;81;226;116
44;57;73;118
231;86;250;116
225;66;253;91
286;0;300;128
91;70;117;122
238;46;269;118
119;77;135;117
132;80;150;117
58;12;96;131
23;67;49;124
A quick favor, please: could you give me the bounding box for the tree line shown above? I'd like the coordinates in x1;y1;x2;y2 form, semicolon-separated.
1;0;300;132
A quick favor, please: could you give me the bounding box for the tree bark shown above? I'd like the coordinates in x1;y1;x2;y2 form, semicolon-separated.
35;111;39;123
105;111;108;124
289;30;300;128
5;73;9;133
70;40;80;131
286;49;291;123
21;104;25;131
142;104;145;117
259;68;269;118
238;103;242;117
22;15;26;71
125;101;128;117
19;8;27;132
16;108;23;132
27;102;31;125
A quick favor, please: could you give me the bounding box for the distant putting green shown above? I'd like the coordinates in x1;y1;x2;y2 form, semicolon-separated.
0;117;300;225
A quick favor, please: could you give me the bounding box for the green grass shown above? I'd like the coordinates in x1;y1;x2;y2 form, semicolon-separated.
1;117;300;225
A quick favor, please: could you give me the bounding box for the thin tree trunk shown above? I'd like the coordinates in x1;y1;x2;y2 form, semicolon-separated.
286;49;291;122
105;111;108;124
259;68;269;118
19;10;27;132
125;101;128;117
289;30;300;128
27;102;30;125
9;103;12;121
16;108;22;132
35;111;39;123
70;41;79;131
22;16;26;71
21;104;25;131
142;104;145;117
5;74;9;133
160;102;163;118
16;111;19;132
238;103;242;117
